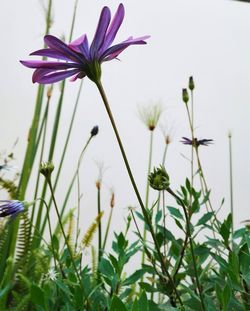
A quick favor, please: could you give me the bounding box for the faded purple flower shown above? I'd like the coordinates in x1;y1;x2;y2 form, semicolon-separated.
181;137;213;147
0;200;25;219
21;4;149;84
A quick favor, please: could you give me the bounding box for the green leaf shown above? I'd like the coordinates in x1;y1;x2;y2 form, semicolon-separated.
123;269;146;286
222;283;231;308
30;284;45;308
196;212;214;226
155;210;162;223
99;258;115;277
167;206;184;220
132;299;139;311
201;190;211;205
138;290;148;311
110;295;128;311
139;282;158;293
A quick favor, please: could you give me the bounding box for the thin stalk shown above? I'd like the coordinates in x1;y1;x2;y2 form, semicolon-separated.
47;80;83;217
191;90;194;191
156;143;169;222
162;191;167;257
102;207;114;251
162;143;169;168
195;147;220;230
97;186;102;264
32;83;66;247
142;130;154;267
95;80;183;306
29;95;50;243
36;0;81;242
167;188;205;311
185;104;220;233
228;133;234;236
52;135;92;237
46;178;83;288
37;198;65;278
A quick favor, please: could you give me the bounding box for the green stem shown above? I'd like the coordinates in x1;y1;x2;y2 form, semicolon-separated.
228;133;234;236
97;186;102;264
37;0;81;241
102;207;114;252
32;83;66;247
142;130;154;266
46;178;82;288
167;188;206;311
29;95;50;243
95;80;182;306
53;135;92;237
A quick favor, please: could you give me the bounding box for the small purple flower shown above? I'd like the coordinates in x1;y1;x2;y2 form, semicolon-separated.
20;3;149;84
0;200;25;219
181;137;213;147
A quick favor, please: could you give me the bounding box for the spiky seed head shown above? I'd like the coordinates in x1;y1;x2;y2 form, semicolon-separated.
40;161;54;179
138;102;163;131
182;88;189;104
148;166;170;191
189;76;195;91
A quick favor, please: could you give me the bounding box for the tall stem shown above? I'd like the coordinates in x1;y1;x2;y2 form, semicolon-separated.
97;186;102;264
142;130;154;266
228;132;234;237
46;178;82;288
95;80;182;306
167;188;205;311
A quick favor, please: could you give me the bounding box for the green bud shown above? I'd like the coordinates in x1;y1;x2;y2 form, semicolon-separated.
40;161;54;179
189;76;195;91
148;166;170;191
182;88;189;104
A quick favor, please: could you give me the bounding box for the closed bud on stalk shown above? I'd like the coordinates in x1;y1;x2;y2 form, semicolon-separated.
40;161;54;179
110;192;115;208
47;86;53;98
91;125;99;137
182;88;189;104
189;76;195;91
148;165;170;191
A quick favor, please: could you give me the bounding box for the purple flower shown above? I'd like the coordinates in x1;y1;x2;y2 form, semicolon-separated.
0;200;25;219
181;137;213;147
20;4;149;84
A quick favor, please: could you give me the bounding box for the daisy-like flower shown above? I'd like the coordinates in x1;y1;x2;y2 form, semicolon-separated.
20;4;149;84
0;200;25;219
181;137;213;147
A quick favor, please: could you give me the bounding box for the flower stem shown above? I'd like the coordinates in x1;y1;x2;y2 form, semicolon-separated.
46;178;82;288
102;207;114;252
167;187;206;311
228;132;234;239
97;186;102;265
95;80;182;306
142;130;154;268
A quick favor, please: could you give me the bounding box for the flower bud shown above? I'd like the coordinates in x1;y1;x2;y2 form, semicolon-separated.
182;88;189;104
40;161;54;179
148;166;170;191
110;192;115;208
91;126;99;137
47;86;53;99
189;76;195;91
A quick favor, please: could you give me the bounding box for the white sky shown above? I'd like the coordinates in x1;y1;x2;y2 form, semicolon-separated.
1;0;250;241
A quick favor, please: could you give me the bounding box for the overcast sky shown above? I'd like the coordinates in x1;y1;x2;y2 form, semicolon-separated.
1;0;250;239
